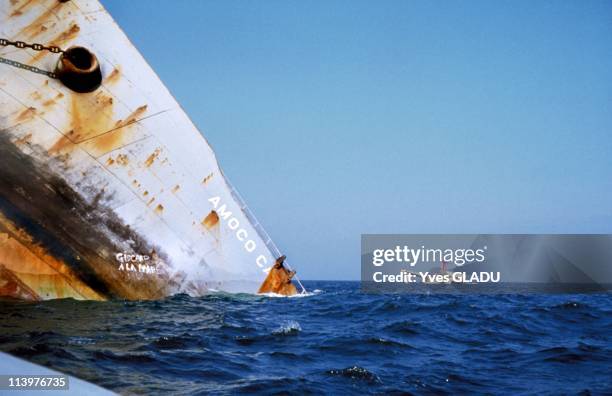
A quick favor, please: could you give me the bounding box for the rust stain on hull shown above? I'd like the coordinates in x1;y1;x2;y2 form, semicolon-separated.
88;129;126;155
48;93;148;156
14;133;32;146
116;153;129;165
9;0;36;17
15;107;36;123
202;210;219;229
42;93;64;109
30;24;80;63
144;148;161;167
114;105;147;129
49;92;115;153
14;2;62;39
202;172;214;185
105;67;121;84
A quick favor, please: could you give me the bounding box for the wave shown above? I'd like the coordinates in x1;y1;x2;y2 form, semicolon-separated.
272;320;301;335
1;281;610;394
326;366;381;383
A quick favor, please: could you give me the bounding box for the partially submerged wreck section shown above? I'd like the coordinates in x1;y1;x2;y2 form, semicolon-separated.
0;0;300;300
258;256;298;296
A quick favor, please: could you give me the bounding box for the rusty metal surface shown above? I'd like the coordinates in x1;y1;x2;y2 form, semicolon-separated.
0;0;289;300
258;257;298;296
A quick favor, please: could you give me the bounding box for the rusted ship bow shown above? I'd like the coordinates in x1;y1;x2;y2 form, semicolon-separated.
0;0;302;300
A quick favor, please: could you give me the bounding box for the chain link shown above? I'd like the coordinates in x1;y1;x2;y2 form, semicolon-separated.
0;38;64;53
0;57;58;79
0;38;63;79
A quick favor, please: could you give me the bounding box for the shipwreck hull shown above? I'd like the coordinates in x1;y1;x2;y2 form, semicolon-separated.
0;0;286;300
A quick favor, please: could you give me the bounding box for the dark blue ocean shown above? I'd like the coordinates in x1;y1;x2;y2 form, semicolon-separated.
0;281;611;395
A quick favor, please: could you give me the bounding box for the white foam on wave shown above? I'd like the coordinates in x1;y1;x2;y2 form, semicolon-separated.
258;289;322;298
272;320;302;335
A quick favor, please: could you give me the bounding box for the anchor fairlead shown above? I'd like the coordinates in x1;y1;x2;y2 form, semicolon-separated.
1;38;102;93
55;46;102;93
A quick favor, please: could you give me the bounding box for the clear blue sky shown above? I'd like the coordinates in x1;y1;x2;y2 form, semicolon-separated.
102;0;612;280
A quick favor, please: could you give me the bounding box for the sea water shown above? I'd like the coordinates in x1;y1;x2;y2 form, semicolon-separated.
0;281;610;394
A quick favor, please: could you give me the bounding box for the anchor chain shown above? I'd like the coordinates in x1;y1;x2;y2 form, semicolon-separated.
0;38;64;78
0;38;64;54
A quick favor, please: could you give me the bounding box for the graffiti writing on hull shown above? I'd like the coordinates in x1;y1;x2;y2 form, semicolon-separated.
116;253;157;274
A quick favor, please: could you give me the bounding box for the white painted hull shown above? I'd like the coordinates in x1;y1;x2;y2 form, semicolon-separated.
0;0;283;300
